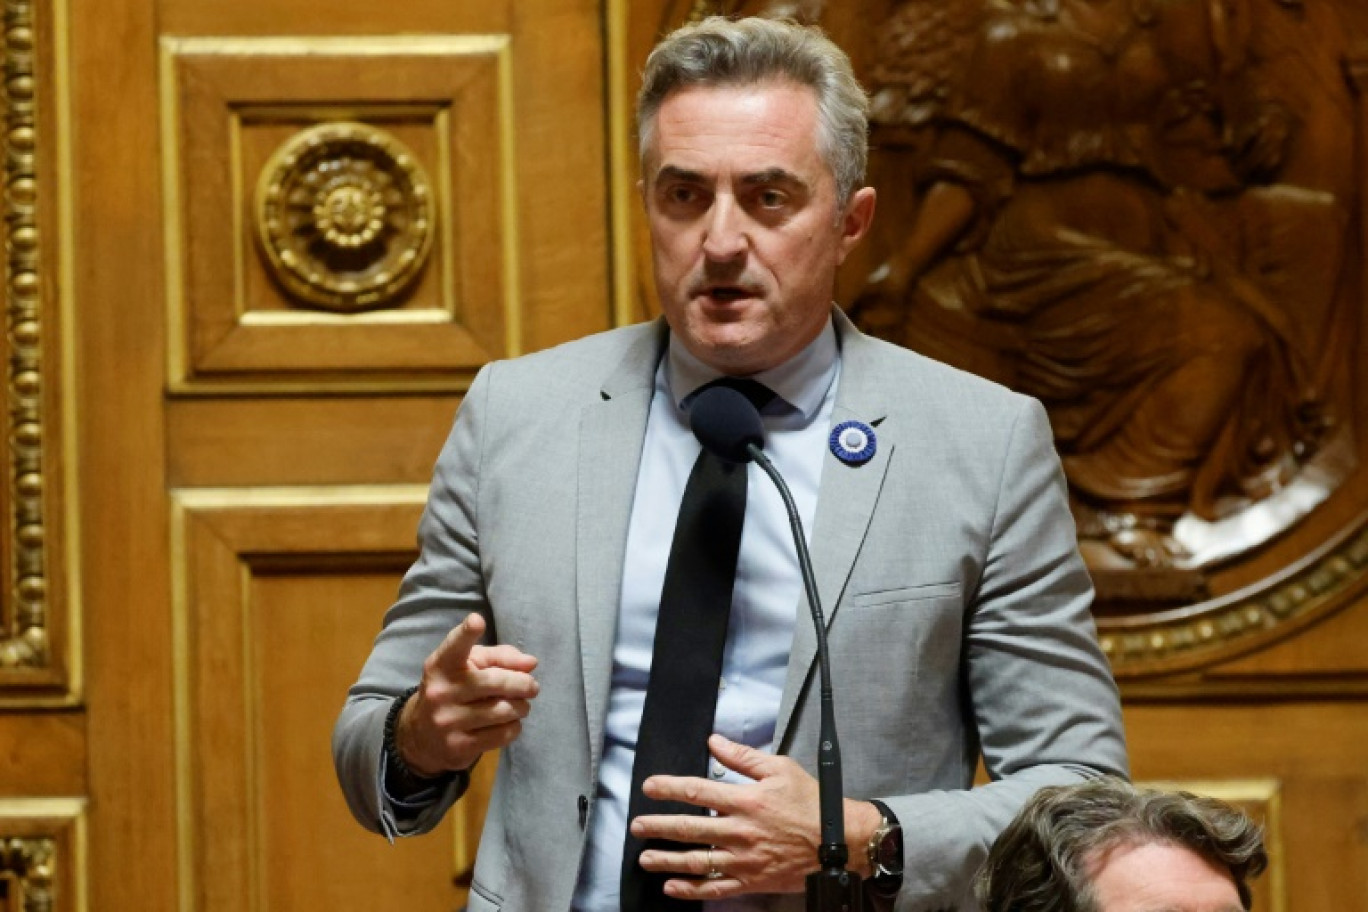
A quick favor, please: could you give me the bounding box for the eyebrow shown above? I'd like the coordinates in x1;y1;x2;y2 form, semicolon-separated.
653;165;706;185
739;167;807;190
652;165;809;190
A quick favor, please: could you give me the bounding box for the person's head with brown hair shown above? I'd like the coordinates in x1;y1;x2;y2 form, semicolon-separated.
976;778;1267;912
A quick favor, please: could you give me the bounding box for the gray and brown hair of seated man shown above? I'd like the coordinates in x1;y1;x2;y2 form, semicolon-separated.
636;16;869;207
975;777;1268;912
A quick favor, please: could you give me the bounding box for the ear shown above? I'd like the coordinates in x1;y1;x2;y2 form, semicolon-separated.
835;186;877;265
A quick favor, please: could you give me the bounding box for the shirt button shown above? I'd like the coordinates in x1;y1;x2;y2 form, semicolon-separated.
718;678;727;691
710;761;726;779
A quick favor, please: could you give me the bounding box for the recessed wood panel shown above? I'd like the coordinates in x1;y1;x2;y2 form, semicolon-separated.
171;490;483;912
165;397;461;488
161;37;514;389
1127;702;1368;909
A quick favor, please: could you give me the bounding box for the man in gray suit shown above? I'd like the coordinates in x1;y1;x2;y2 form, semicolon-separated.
334;16;1128;911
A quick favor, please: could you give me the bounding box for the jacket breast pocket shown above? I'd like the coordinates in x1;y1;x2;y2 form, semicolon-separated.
846;580;962;609
829;582;967;788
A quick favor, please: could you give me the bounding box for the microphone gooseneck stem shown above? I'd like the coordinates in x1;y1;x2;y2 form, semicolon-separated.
747;444;847;869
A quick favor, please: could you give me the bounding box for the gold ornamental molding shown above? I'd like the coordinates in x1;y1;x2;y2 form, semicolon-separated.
0;0;78;703
1101;513;1368;678
256;121;435;313
0;798;88;912
1;0;48;673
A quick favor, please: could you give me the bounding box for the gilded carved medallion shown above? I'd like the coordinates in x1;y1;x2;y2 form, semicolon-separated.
255;122;434;312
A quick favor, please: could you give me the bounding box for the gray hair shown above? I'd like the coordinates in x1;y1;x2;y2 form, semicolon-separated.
637;16;869;206
975;778;1268;912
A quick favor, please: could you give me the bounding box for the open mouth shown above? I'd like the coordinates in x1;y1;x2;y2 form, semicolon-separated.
703;286;754;302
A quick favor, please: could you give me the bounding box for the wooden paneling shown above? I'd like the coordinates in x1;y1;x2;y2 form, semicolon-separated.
0;0;77;703
13;0;1362;908
165;398;459;488
0;799;87;912
171;491;476;912
163;36;514;389
71;0;178;899
0;714;84;797
42;0;612;908
1127;702;1368;909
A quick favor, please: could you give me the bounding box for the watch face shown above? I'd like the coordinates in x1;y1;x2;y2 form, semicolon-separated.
875;826;903;875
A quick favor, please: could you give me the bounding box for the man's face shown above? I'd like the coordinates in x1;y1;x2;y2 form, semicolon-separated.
641;81;875;375
1089;842;1245;912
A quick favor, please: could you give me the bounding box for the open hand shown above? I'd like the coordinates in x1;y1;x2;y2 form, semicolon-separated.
631;735;880;899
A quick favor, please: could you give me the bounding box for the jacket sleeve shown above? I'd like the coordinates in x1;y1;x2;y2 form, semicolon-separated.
331;363;497;838
883;397;1129;910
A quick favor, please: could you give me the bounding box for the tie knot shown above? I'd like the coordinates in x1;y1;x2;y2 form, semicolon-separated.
695;377;777;412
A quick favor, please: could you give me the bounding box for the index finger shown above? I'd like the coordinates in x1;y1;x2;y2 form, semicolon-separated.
427;613;487;676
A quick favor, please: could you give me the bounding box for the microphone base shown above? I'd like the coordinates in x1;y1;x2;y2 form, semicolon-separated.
805;867;863;912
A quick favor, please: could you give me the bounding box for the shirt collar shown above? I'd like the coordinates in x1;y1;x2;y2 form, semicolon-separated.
667;317;839;420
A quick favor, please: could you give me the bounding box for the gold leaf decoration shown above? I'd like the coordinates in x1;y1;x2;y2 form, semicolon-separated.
255;121;435;313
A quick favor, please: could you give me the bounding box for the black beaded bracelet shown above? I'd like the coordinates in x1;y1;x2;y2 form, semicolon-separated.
382;685;448;789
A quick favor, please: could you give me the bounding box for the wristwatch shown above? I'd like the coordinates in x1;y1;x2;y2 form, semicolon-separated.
866;800;904;895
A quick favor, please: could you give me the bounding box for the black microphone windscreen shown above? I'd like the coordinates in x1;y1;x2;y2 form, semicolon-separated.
691;386;764;463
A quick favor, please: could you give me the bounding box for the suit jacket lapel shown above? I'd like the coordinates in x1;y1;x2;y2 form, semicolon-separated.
775;312;895;751
575;320;667;776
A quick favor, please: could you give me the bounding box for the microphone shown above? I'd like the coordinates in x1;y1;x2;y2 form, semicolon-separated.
690;386;862;911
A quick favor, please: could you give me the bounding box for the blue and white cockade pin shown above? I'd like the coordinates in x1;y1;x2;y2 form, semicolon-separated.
829;420;877;466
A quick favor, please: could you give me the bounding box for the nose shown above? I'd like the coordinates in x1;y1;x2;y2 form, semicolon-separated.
701;195;748;261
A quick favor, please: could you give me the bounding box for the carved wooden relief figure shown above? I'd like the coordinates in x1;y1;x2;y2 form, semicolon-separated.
844;0;1353;604
639;0;1368;670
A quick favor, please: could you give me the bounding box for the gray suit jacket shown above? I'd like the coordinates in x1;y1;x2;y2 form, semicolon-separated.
333;311;1128;911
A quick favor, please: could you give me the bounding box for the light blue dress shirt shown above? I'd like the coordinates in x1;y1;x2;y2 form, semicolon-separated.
571;321;840;911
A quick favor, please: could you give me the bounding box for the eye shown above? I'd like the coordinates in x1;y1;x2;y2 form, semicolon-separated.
664;184;699;206
757;188;787;209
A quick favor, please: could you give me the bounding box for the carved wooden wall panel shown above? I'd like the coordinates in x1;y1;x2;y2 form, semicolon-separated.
3;0;611;909
162;36;515;392
16;0;1364;905
636;0;1368;682
857;0;1368;680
